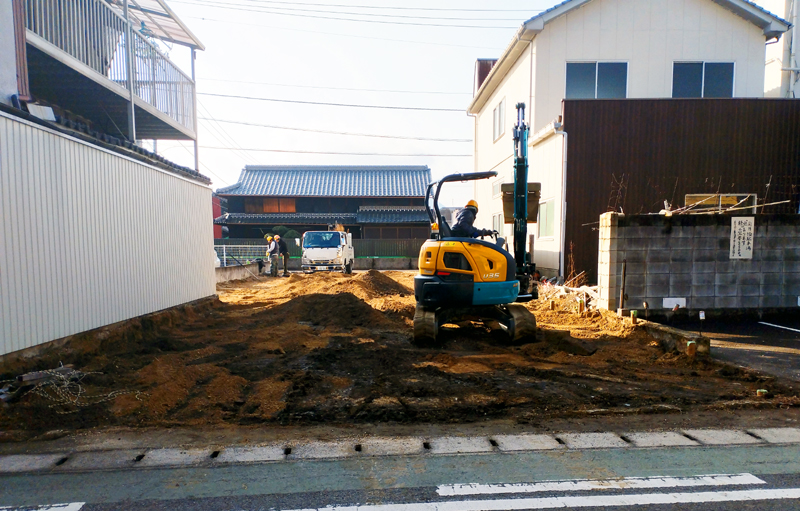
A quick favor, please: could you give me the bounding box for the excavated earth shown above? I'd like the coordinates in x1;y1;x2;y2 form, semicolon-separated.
1;270;798;440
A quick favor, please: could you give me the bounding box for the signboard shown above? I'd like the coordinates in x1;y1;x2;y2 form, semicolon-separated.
730;217;755;260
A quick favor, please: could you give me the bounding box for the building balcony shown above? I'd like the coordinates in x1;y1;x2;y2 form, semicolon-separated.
23;0;200;140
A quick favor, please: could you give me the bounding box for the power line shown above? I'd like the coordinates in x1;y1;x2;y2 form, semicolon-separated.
184;16;500;50
197;117;471;142
200;146;472;156
198;92;465;112
181;0;525;21
169;141;229;184
193;0;537;12
172;1;517;29
200;78;471;96
197;100;260;164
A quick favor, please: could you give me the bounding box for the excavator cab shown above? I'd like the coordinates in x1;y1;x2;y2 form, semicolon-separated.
413;171;538;346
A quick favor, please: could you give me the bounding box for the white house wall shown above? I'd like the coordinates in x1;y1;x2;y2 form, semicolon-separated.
473;46;534;241
472;0;773;277
0;111;216;356
532;0;767;130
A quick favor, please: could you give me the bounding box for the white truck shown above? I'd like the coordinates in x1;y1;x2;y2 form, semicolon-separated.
300;231;354;273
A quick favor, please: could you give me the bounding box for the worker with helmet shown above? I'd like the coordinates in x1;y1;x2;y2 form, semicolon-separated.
266;235;280;277
264;235;276;275
451;199;494;238
274;234;290;277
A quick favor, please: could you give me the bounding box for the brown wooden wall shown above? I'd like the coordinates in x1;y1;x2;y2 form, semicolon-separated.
561;99;800;283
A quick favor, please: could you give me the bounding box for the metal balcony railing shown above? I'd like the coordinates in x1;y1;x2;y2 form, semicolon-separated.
24;0;195;132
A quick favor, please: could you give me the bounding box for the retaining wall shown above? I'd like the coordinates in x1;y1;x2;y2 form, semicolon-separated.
598;213;800;316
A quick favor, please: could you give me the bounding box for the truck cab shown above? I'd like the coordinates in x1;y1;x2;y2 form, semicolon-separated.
300;231;354;273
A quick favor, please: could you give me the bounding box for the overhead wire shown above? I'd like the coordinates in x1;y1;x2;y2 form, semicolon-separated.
200;146;472;156
184;16;501;50
198;92;465;111
200;78;471;96
171;0;517;29
197;100;261;164
180;0;525;21
189;0;537;12
197;117;471;142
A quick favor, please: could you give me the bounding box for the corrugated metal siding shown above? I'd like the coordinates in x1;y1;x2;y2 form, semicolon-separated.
0;111;215;356
561;99;800;283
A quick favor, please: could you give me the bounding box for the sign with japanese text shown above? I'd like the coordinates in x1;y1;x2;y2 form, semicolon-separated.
729;217;754;260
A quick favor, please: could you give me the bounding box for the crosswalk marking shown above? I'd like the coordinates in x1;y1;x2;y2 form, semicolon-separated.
0;504;84;511
282;488;800;510
438;473;765;496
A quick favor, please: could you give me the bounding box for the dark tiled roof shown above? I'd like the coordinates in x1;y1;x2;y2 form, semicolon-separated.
356;206;429;224
216;165;432;197
214;213;358;225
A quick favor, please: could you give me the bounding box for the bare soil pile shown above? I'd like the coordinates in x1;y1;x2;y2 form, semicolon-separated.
1;271;796;436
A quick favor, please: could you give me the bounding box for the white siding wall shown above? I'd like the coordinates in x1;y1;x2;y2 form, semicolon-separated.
0;112;216;356
533;0;767;130
473;47;534;242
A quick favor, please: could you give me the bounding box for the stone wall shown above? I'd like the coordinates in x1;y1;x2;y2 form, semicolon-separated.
598;213;800;315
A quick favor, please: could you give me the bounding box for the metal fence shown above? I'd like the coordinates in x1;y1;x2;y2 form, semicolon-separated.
214;239;427;266
25;0;195;131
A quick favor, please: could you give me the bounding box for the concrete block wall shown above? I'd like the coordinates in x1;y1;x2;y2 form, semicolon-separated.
598;213;800;314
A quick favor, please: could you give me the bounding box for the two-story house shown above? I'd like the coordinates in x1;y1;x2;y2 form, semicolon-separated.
468;0;790;278
0;0;215;357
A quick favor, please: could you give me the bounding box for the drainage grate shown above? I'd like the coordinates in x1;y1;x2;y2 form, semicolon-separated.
354;444;362;452
284;447;292;456
489;439;499;447
554;437;566;445
133;454;145;462
619;435;632;444
55;457;69;466
423;442;431;450
210;451;220;459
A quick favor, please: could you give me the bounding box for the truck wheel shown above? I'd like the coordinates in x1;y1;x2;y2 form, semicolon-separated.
345;262;353;274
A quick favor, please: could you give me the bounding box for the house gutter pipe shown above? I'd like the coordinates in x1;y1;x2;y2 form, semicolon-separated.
554;120;568;278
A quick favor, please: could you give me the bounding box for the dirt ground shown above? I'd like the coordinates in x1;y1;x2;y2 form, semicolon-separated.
1;270;797;441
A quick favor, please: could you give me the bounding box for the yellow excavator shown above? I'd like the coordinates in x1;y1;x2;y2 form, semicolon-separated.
413;103;540;345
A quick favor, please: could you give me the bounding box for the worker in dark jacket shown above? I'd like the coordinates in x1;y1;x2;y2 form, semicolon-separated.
275;234;290;277
451;200;494;238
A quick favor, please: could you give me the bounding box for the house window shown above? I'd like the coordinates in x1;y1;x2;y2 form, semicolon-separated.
538;201;555;238
566;62;628;99
492;179;504;197
672;62;734;98
493;98;505;141
492;213;503;233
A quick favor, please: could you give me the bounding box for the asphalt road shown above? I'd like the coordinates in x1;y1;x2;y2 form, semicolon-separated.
670;317;800;382
3;442;800;510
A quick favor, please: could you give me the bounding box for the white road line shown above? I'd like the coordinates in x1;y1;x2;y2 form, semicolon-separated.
282;488;800;510
758;321;800;334
0;504;84;511
437;473;765;496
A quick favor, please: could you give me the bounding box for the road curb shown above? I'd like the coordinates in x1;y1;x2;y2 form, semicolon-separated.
3;427;799;475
